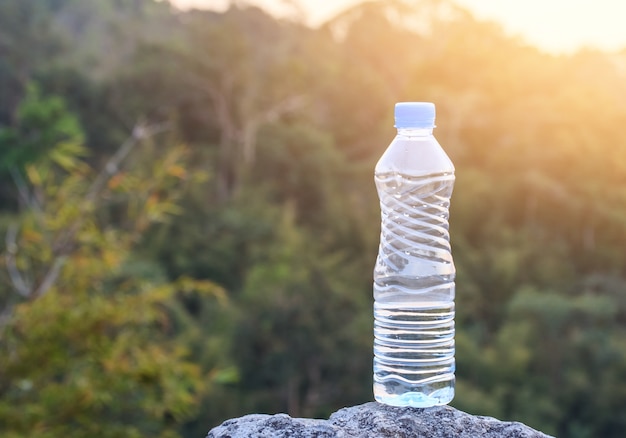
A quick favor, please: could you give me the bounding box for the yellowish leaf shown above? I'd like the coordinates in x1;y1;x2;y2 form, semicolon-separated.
21;228;42;243
102;250;121;268
25;165;42;186
108;173;125;189
167;164;187;179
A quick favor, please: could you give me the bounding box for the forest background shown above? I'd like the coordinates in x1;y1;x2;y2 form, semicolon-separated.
1;1;625;437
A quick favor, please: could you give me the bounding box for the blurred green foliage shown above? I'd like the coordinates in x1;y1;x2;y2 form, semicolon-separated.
0;0;625;437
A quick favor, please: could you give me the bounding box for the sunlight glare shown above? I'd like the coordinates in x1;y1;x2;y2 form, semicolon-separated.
170;0;626;54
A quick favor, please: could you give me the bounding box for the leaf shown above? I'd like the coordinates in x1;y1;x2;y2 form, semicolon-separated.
25;165;42;186
48;141;87;172
167;164;187;179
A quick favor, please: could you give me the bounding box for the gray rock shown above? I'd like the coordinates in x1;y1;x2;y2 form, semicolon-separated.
207;402;554;437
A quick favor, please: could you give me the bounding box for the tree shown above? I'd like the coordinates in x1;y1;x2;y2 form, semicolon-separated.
0;88;224;437
231;203;372;418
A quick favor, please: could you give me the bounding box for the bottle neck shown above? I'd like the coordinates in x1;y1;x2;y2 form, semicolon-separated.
396;127;433;137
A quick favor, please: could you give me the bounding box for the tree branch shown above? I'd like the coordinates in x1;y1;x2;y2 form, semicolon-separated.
2;121;170;311
85;121;170;203
9;167;42;215
5;224;31;298
32;256;66;300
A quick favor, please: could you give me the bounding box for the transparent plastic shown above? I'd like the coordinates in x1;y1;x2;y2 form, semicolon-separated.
373;126;456;407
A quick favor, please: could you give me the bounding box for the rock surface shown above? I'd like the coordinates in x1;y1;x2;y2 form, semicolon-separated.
207;401;554;438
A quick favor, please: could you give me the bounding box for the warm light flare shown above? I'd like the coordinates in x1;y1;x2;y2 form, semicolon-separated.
169;0;626;54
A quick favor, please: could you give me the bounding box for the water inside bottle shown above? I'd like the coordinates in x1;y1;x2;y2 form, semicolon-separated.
373;171;455;407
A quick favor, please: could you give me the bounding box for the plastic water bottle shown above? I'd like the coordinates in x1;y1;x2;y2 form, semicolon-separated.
373;102;456;407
